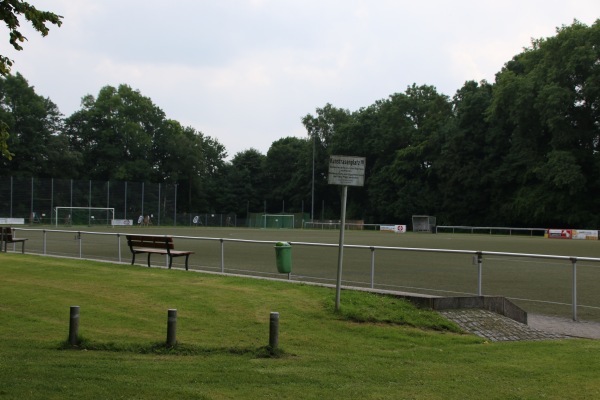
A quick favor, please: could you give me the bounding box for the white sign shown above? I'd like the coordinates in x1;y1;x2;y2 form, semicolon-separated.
328;155;366;187
572;229;599;240
380;225;407;233
0;218;25;225
111;219;133;226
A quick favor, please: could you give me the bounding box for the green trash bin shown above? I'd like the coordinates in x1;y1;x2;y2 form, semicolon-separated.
274;242;292;273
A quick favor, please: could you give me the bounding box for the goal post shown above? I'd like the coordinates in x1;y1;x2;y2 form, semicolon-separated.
412;215;436;233
262;214;295;229
54;207;115;226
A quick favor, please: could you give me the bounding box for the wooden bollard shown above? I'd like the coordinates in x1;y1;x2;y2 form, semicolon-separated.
69;306;80;346
166;309;177;347
269;312;279;349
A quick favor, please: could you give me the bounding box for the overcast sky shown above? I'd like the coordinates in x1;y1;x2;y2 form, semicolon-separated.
7;1;600;159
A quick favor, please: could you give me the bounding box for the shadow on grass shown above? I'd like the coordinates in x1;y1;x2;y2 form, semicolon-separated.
58;336;289;359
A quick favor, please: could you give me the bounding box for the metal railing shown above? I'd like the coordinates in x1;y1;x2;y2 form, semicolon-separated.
5;228;600;321
436;225;547;236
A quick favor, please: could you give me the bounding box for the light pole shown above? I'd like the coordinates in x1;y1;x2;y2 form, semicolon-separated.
311;133;315;222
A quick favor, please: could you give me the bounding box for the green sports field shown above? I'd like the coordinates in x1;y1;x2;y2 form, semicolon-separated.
9;226;600;321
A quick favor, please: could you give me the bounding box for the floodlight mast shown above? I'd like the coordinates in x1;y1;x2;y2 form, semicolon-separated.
311;133;315;222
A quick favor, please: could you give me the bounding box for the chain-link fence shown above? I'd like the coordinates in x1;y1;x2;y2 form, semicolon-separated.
0;177;237;227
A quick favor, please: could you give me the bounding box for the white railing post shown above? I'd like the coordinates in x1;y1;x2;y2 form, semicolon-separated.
571;257;577;321
117;233;122;263
220;238;225;273
477;252;483;296
78;231;82;258
370;247;375;289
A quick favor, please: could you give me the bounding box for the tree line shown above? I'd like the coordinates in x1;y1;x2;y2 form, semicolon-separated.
1;20;599;227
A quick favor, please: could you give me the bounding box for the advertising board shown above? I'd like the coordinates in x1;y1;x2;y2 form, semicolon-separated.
572;229;599;240
380;225;407;233
0;218;25;224
546;229;572;239
111;219;133;226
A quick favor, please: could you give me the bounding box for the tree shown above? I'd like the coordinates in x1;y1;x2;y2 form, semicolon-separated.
0;0;63;76
0;1;62;159
367;85;453;223
302;104;353;219
488;19;600;226
220;149;267;216
0;73;78;177
65;84;165;181
435;80;494;225
172;125;227;212
0;120;11;159
264;137;311;212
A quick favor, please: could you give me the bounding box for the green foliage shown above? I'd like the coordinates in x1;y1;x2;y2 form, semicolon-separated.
0;0;63;76
0;120;13;159
61;84;227;211
0;1;62;159
0;73;76;175
219;148;268;215
487;19;600;226
265;137;311;211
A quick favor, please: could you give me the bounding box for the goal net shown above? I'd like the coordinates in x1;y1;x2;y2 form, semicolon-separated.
54;207;115;226
262;214;295;229
412;215;436;233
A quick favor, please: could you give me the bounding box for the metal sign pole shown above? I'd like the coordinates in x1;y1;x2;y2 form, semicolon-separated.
335;185;348;312
328;155;365;313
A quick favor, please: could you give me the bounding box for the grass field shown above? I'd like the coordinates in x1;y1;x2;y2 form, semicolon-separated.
9;226;600;320
1;253;600;399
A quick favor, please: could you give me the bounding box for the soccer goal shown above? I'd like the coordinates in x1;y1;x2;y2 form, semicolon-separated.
412;215;436;233
54;207;115;226
262;214;295;229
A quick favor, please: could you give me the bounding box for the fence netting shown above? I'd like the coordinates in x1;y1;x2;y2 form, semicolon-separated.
0;177;238;227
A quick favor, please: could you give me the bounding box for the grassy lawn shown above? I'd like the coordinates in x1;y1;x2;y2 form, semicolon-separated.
1;253;600;399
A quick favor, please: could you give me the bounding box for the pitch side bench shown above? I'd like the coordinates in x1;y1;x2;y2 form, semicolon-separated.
1;227;28;253
125;235;194;270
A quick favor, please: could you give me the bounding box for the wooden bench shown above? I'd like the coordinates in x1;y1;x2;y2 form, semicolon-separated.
125;235;193;270
1;227;28;253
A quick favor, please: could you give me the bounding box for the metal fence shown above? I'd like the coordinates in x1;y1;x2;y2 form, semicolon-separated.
437;225;547;236
5;227;600;322
0;177;238;227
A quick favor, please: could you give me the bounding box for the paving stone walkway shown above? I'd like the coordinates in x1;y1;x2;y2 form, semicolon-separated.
439;309;573;342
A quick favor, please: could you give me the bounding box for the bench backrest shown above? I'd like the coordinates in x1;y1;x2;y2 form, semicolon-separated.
126;235;175;250
1;227;15;241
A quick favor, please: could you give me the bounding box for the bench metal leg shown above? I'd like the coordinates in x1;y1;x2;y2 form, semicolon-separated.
185;255;190;270
168;256;173;269
147;253;152;268
131;253;136;265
